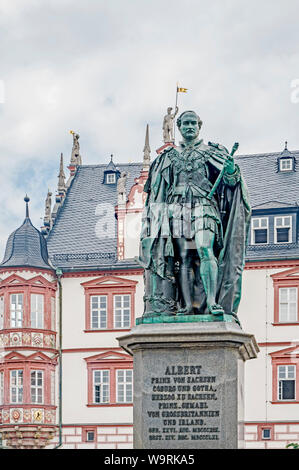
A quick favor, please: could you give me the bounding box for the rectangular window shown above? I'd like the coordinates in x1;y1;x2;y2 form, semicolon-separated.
90;296;107;329
87;431;95;442
279;287;297;323
0;371;3;405
114;295;131;329
280;158;293;172
51;297;56;331
278;365;296;400
107;173;116;184
10;294;23;328
10;370;23;403
31;370;44;404
262;428;271;440
275;216;292;243
51;370;55;405
0;296;4;329
31;294;44;329
251;218;268;244
93;370;109;404
116;369;133;403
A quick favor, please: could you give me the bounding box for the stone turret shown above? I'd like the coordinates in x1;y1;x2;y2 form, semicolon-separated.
1;196;51;270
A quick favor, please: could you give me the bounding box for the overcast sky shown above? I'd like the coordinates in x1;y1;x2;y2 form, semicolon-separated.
0;0;299;256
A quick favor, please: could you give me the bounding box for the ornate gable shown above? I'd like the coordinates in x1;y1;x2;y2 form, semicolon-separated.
0;273;56;289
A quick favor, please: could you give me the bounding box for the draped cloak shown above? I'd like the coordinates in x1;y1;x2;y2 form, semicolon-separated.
139;141;251;317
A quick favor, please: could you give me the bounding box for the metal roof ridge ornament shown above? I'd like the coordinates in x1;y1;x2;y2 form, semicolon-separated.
24;194;30;219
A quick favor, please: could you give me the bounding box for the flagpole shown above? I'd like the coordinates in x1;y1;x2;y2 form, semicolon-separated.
174;83;178;142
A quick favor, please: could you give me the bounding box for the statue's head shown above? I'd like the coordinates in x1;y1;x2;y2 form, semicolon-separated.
167;107;172;113
177;110;203;141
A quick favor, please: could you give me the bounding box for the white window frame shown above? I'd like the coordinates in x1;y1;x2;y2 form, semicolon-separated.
51;297;56;331
0;371;3;405
31;294;44;329
279;287;298;323
280;158;293;172
274;216;292;244
262;428;271;440
10;370;23;404
10;293;23;328
278;365;296;401
113;294;131;329
107;173;116;184
0;296;4;329
116;369;133;403
51;370;55;405
251;217;269;245
86;431;95;442
90;295;107;329
31;370;44;404
93;370;110;404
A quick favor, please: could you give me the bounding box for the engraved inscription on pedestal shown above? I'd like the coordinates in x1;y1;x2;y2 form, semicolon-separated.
146;364;220;444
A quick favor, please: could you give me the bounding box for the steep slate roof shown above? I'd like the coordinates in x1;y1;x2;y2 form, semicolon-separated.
47;163;143;270
0;205;52;271
236;149;299;207
47;148;299;270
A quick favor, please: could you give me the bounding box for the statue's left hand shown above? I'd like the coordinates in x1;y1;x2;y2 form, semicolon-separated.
223;155;235;175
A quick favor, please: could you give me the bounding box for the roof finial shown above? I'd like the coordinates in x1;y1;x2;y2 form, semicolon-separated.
24;195;30;218
111;154;113;162
285;141;288;150
143;124;151;170
69;130;82;166
58;152;66;194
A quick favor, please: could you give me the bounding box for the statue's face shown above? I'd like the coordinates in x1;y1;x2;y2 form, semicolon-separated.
179;112;200;141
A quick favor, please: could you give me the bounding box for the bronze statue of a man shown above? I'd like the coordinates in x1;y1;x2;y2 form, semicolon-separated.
140;110;251;322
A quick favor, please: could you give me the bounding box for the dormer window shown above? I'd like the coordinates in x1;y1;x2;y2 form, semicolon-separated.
103;155;120;185
277;142;295;173
280;158;293;172
106;173;116;184
251;217;268;244
274;216;292;243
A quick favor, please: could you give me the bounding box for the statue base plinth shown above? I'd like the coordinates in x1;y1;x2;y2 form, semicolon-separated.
118;321;259;449
136;312;240;326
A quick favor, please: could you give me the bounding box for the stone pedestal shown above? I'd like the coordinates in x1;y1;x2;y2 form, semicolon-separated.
118;321;259;449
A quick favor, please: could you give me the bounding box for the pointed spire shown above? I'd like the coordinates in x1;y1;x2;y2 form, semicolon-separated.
285;141;288;150
143;124;151;170
24;195;30;219
58;153;66;194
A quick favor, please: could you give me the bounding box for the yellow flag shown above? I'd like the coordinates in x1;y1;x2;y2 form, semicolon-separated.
177;87;188;93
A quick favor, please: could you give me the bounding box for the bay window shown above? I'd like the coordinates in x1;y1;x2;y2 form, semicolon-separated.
31;370;44;404
10;294;23;328
31;294;44;329
10;370;23;403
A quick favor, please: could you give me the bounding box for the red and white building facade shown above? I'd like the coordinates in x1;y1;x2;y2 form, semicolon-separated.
1;134;299;449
